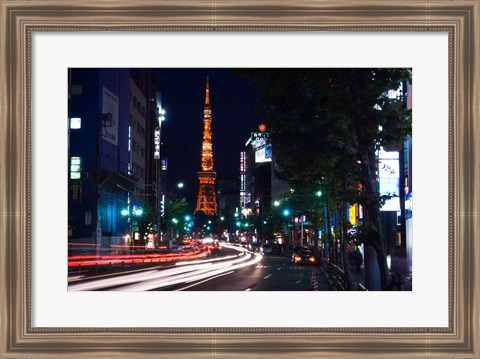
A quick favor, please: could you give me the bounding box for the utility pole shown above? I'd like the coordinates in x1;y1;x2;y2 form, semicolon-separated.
92;112;112;253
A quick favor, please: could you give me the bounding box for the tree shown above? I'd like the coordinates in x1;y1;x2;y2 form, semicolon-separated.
163;197;188;240
239;68;411;290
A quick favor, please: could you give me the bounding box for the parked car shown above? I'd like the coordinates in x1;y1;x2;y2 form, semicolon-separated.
292;246;316;265
249;243;260;253
261;244;273;255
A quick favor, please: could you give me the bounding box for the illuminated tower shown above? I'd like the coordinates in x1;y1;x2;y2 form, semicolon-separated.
194;77;218;216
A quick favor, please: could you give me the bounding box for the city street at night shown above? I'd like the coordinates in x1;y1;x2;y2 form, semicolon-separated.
68;244;332;291
68;68;413;291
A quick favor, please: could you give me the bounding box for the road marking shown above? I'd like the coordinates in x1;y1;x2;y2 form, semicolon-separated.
264;274;272;279
176;271;235;291
276;267;282;271
245;288;252;291
296;280;301;284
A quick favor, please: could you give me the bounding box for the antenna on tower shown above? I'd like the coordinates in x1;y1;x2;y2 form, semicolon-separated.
205;76;210;105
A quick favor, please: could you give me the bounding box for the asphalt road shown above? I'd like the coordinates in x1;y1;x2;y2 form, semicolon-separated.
68;244;332;291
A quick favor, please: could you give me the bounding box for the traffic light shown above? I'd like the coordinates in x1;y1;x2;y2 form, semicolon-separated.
132;205;143;216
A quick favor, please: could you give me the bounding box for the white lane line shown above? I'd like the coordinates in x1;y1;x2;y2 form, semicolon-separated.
176;271;235;291
276;267;282;271
296;280;301;284
245;288;252;291
264;274;272;279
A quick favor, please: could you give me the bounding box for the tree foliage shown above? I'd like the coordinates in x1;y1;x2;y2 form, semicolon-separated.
163;197;188;231
239;68;411;290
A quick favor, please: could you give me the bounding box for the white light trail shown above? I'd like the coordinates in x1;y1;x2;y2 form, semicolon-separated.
69;251;262;292
118;253;261;291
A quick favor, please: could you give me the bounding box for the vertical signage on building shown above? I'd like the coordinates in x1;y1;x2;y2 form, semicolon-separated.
240;151;247;208
154;127;161;159
240;151;246;191
71;182;82;201
102;86;119;146
349;204;357;225
378;147;400;211
70;156;82;179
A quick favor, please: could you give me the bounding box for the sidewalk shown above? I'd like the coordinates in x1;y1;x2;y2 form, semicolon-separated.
350;267;366;291
318;260;412;291
350;267;412;291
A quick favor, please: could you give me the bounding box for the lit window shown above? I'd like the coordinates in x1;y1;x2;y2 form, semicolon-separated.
70;117;81;129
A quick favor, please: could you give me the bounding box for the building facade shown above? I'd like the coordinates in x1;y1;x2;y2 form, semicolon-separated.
68;68;158;249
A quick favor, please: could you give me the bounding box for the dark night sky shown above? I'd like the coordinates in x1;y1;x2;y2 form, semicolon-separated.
154;69;262;208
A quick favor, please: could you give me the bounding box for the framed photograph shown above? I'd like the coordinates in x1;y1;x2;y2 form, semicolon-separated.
1;0;478;357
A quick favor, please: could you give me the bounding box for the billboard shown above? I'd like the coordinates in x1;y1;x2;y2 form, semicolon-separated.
251;132;272;163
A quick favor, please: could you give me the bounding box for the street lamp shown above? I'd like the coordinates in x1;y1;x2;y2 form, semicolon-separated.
121;205;143;249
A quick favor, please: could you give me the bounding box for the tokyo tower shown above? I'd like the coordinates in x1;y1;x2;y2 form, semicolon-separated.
194;77;218;216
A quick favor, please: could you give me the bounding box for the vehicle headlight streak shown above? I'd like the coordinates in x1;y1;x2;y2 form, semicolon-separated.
174;253;241;266
69;250;262;291
118;253;262;291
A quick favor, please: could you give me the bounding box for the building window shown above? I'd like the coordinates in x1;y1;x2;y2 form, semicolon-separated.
70;117;81;129
70;157;81;179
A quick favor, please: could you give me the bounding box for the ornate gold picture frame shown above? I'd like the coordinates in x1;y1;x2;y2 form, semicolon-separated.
1;0;478;357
